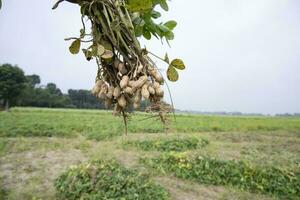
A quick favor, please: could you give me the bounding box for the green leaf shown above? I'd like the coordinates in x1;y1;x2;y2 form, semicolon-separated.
142;11;152;21
126;0;153;13
157;25;170;33
134;25;144;37
165;31;174;40
0;0;2;10
152;0;161;6
143;29;151;40
132;17;145;26
164;53;170;64
167;66;179;82
151;10;161;19
170;59;185;70
69;39;81;55
159;0;169;11
164;20;177;30
146;21;158;34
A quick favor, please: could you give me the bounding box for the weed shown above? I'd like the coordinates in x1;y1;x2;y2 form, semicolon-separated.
142;153;300;199
55;159;169;200
123;137;209;152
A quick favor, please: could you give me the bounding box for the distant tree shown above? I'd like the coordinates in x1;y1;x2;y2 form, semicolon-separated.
19;74;41;106
26;74;41;87
1;65;124;110
68;89;104;109
0;64;26;110
46;83;62;96
43;83;62;108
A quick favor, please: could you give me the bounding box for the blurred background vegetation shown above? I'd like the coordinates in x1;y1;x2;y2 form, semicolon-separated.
0;63;150;111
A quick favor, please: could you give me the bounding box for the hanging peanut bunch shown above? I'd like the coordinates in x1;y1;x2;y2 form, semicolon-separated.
52;0;185;134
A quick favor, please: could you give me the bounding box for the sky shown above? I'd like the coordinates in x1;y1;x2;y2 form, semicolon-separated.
0;0;299;114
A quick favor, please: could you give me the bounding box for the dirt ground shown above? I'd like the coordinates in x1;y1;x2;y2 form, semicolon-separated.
0;132;290;200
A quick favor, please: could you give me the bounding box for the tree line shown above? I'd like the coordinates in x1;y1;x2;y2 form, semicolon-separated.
0;63;149;111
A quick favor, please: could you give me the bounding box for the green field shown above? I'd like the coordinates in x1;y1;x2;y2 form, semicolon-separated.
0;107;300;199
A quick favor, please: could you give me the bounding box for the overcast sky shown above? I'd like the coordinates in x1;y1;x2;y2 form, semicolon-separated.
0;0;299;114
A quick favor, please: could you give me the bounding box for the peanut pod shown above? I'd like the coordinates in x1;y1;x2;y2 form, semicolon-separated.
120;75;129;89
113;86;121;98
117;95;127;108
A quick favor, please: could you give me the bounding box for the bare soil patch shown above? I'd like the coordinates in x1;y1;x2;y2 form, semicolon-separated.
0;150;87;199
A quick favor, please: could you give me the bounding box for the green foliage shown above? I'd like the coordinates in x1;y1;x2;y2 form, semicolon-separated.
124;137;209;152
67;89;105;109
143;153;300;199
0;108;122;139
61;0;186;99
55;159;169;200
126;0;153;12
154;0;169;11
164;20;177;30
20;80;73;108
1;106;300;199
128;0;176;42
0;64;26;109
26;74;40;86
0;177;8;200
1;108;300;139
18;72;105;109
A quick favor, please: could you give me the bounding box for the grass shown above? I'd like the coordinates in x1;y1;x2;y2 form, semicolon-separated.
1;107;299;140
0;107;299;200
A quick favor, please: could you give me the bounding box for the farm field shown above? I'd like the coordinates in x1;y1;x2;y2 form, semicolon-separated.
0;107;300;199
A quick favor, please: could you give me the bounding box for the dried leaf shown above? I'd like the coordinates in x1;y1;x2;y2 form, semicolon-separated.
164;53;170;64
90;44;98;57
100;39;113;51
80;29;85;38
69;39;81;55
82;49;93;61
167;66;179;82
97;45;105;56
170;59;185;70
